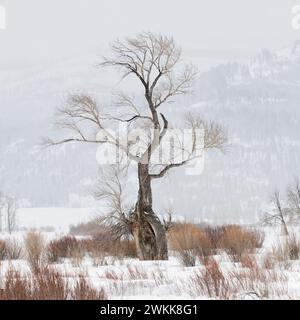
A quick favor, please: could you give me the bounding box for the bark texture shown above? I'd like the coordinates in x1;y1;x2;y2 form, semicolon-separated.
131;163;168;260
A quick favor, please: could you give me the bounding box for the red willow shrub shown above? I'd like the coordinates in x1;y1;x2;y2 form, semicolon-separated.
0;267;107;300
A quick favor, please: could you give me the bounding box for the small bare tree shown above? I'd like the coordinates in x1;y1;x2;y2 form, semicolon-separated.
287;178;300;221
0;195;18;234
162;206;174;232
94;164;133;241
0;192;4;232
6;197;17;234
47;33;226;260
263;190;289;236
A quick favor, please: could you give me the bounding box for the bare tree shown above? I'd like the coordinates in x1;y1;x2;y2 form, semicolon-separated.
0;193;18;234
94;164;133;241
6;196;17;234
287;178;300;221
0;192;4;233
162;206;174;232
47;33;226;260
263;190;289;236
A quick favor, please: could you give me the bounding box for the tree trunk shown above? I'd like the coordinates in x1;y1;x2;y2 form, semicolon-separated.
282;221;289;236
131;163;168;260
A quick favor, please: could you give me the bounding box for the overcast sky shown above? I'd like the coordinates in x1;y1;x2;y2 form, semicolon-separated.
0;0;300;66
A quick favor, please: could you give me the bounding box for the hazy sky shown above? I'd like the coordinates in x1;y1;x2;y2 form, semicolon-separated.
0;0;300;66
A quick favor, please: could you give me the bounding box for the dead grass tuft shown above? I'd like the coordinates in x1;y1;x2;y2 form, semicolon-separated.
24;231;46;272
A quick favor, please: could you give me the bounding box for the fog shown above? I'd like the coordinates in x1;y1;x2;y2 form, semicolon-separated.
1;1;300;223
0;0;299;67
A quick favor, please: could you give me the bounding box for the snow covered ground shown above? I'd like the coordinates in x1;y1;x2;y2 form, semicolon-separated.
16;207;98;232
1;208;300;300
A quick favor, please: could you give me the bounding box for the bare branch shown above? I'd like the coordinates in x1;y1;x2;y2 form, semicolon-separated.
162;207;174;232
94;165;134;239
262;190;289;235
113;92;141;115
97;33;201;165
150;114;227;178
287;178;300;220
46;93;141;162
153;64;197;108
101;32;195;115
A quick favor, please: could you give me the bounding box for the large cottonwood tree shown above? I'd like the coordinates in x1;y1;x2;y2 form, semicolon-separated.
48;33;226;260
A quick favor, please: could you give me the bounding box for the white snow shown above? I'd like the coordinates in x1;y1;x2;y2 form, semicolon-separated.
16;207;98;232
1;212;300;299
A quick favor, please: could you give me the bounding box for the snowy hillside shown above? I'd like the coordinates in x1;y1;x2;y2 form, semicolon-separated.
1;43;300;223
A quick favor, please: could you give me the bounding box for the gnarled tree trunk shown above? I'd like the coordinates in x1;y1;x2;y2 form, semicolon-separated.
131;163;168;260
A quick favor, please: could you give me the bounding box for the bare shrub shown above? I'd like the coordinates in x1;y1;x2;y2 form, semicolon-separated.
220;225;263;262
273;234;300;262
284;234;300;260
76;238;102;263
0;269;32;300
0;267;107;300
90;251;107;267
47;236;98;266
192;258;231;299
92;231;136;258
126;265;148;280
47;240;61;263
262;252;277;270
250;229;265;248
70;247;85;268
86;241;107;267
6;239;22;260
104;270;123;281
60;236;81;258
92;229;117;250
201;226;225;251
70;219;106;236
115;240;137;258
169;223;264;265
0;239;8;260
33;267;70;300
24;231;46;272
46;233;136;265
230;266;287;299
46;236;81;263
71;275;107;300
240;254;258;269
191;261;287;300
191;224;264;254
169;223;213;266
197;234;213;263
151;268;170;286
